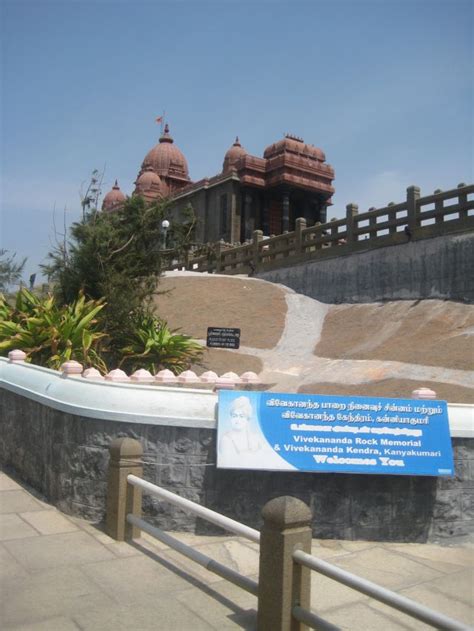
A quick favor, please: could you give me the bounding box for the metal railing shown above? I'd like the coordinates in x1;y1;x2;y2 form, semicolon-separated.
292;550;472;631
106;438;472;631
126;474;258;596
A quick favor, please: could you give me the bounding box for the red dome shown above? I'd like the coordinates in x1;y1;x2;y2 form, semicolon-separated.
102;180;126;212
135;167;162;199
141;124;189;181
223;136;247;173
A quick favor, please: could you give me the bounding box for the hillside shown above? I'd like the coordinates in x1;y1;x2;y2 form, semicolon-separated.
154;272;474;403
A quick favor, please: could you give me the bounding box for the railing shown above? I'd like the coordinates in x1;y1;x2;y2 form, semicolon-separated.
106;437;471;631
168;183;474;275
292;550;470;630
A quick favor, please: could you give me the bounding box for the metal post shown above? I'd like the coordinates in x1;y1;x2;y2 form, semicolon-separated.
257;496;312;631
106;437;143;541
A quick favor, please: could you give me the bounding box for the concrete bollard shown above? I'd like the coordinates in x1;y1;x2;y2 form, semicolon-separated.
106;437;143;541
257;496;312;631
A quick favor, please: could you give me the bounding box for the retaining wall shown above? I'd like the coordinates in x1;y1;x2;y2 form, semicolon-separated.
1;360;473;543
257;232;474;303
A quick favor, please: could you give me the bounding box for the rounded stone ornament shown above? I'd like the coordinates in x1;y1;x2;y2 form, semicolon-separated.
412;387;437;400
61;360;83;376
8;349;27;363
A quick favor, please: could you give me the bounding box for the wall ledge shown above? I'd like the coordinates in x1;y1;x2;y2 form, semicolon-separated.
1;358;472;436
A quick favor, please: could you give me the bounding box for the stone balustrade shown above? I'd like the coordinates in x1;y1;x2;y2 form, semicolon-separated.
169;183;474;276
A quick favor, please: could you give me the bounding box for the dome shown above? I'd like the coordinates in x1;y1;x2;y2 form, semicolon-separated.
134;167;162;199
263;135;326;162
102;180;126;212
141;124;189;181
223;136;247;173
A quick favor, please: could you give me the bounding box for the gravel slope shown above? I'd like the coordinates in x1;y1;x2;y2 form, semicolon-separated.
154;272;474;402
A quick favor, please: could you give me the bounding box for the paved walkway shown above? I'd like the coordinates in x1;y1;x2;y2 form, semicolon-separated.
1;470;473;630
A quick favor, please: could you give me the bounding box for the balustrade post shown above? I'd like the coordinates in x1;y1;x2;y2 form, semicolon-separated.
106;437;143;541
295;217;307;255
215;241;222;273
345;203;358;245
457;182;468;220
252;229;264;272
257;496;312;631
406;185;420;234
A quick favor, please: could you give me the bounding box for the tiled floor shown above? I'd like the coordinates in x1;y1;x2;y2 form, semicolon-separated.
0;471;472;630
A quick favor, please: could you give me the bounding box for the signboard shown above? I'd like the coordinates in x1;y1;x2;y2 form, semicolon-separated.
217;390;454;476
207;327;241;349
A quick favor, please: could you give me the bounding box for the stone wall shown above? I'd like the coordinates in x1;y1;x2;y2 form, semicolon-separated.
1;389;472;543
257;233;474;303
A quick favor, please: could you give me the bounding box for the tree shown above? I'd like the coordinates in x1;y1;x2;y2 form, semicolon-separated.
42;193;198;365
0;249;26;292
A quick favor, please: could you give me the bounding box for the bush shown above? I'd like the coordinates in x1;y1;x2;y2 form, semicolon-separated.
0;289;204;375
119;312;203;374
0;288;106;371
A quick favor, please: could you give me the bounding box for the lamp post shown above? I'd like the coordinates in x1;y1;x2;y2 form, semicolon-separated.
161;219;170;249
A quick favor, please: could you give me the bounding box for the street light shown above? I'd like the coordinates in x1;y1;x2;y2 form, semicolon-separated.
161;219;170;249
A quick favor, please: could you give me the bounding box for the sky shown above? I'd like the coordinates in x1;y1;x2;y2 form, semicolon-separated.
1;0;472;284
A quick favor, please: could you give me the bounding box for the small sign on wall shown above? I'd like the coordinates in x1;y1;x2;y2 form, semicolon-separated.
207;327;241;349
217;390;454;476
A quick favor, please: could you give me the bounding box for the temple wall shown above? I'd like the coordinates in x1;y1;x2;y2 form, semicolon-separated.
1;378;473;544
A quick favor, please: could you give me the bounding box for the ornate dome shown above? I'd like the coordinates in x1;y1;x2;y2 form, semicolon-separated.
263;134;326;162
141;124;189;181
102;180;126;212
134;166;162;199
223;136;247;173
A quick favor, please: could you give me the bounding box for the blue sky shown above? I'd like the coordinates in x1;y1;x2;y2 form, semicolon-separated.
1;0;472;283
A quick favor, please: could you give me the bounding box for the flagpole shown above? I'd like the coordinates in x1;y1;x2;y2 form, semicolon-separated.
161;110;165;135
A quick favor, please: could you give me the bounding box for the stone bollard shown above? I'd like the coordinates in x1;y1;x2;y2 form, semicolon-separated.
106;437;143;541
257;496;312;631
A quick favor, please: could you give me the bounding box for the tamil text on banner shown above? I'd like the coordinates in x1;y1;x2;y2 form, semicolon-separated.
216;391;454;476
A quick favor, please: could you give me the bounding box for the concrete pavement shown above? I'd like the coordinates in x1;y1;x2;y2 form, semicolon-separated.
1;470;473;630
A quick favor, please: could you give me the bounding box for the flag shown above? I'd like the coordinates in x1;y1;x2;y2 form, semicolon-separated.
155;116;163;124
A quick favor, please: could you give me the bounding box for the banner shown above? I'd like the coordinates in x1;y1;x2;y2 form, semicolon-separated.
217;391;454;476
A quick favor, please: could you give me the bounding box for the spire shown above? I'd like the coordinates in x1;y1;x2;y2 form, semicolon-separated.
160;123;173;143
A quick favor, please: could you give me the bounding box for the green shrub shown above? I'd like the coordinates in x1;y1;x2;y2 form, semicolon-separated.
119;312;204;375
0;288;106;371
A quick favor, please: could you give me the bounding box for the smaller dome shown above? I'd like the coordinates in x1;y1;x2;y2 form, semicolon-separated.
223;136;247;173
102;180;126;212
135;167;162;200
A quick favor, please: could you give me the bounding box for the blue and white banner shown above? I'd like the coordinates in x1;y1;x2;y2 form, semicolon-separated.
217;391;454;476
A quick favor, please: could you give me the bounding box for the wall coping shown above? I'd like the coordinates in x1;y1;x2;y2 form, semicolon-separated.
1;358;472;437
0;358;217;429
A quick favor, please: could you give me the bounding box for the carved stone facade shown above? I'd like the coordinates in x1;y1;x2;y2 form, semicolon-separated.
103;128;335;244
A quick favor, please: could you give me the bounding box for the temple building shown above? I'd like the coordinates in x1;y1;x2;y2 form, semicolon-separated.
102;124;335;244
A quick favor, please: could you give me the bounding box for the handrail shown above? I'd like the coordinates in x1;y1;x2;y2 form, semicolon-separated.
127;514;258;596
292;605;340;631
292;550;471;630
127;474;261;543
